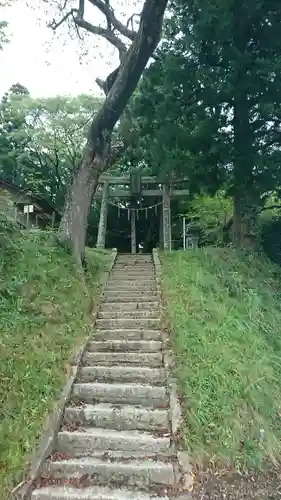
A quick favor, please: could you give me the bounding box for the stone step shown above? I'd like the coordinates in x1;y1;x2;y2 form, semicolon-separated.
105;293;157;298
117;255;152;261
93;329;162;341
113;271;154;274
110;271;155;275
77;365;166;385
105;290;157;296
55;427;170;457
116;256;153;259
64;403;169;431
99;302;159;312
108;278;155;283
116;256;153;260
71;382;168;406
32;486;169;500
112;264;155;274
87;340;162;352
42;457;174;489
98;310;159;319
83;351;163;367
106;285;156;292
107;285;156;291
103;293;158;302
96;318;160;329
107;277;155;282
113;267;154;272
110;272;155;278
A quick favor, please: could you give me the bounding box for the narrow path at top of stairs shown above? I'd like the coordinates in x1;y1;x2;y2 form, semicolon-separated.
31;253;179;500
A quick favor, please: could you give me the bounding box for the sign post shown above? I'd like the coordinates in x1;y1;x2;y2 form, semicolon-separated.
23;204;34;228
183;216;186;250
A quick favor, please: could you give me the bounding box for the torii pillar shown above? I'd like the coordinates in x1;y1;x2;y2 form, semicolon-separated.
96;181;109;249
131;209;137;254
163;183;171;250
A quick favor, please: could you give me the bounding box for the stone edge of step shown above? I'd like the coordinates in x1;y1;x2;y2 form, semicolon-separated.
11;249;118;500
55;427;171;455
63;402;170;431
40;456;175;489
31;485;171;500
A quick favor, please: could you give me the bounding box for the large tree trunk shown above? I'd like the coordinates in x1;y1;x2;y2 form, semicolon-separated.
232;193;258;249
58;0;168;265
231;0;258;249
59;147;106;265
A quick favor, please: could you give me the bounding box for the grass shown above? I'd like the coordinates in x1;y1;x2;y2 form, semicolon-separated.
0;224;110;498
161;248;281;470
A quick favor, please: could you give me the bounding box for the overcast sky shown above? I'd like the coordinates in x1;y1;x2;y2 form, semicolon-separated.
0;1;135;98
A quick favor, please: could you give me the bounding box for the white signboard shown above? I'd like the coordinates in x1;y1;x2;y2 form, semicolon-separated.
23;204;34;214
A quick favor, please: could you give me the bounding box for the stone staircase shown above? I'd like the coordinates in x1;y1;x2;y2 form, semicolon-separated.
31;253;178;500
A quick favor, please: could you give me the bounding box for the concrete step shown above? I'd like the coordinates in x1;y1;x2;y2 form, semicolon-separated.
83;351;163;367
96;318;160;330
93;329;162;341
55;427;170;457
103;293;158;302
42;457;174;489
77;365;166;385
71;382;168;406
98;311;159;319
64;403;169;431
32;486;169;500
99;302;159;312
87;340;162;352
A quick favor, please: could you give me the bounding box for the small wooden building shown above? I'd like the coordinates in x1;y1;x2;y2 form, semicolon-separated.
0;180;59;229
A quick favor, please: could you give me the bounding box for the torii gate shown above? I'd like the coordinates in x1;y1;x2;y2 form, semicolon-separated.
95;174;189;252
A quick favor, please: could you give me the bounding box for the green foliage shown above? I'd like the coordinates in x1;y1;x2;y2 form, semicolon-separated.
0;89;102;209
0;192;20;272
127;0;281;244
162;248;281;469
184;193;232;245
260;216;281;266
0;232;110;497
0;20;8;49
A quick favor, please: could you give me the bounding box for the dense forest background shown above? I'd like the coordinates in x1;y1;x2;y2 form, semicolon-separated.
1;0;281;262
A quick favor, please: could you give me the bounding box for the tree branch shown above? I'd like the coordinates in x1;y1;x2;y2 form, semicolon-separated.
88;0;168;143
49;0;168;175
260;205;281;212
96;66;120;95
49;8;78;30
223;203;281;233
88;0;137;40
50;0;127;57
78;0;85;17
126;13;141;31
74;17;127;55
104;140;126;170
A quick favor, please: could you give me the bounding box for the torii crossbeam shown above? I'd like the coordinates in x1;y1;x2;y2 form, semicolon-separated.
95;175;189;252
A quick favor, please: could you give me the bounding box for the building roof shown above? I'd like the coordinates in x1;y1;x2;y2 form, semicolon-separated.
0;180;61;218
